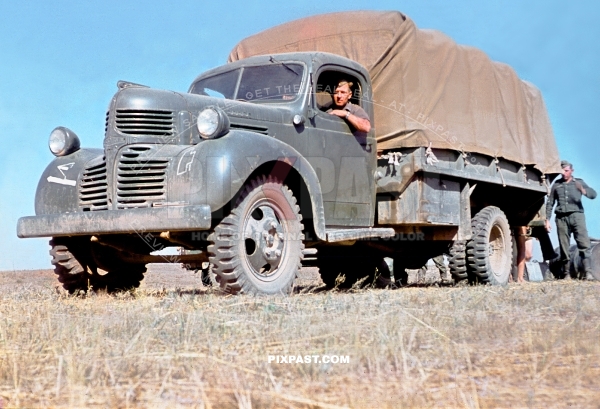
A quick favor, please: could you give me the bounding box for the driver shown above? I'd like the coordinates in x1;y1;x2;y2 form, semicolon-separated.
327;80;371;133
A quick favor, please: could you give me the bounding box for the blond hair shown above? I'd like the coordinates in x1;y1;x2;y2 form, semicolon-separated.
336;80;354;90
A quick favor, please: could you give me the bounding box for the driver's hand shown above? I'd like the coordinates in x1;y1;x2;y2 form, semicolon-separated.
328;109;347;118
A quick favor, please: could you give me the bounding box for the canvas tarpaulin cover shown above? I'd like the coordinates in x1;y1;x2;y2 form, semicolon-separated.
228;11;560;174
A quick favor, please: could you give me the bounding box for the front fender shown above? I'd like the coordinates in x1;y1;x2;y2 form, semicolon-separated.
35;148;103;215
170;131;326;240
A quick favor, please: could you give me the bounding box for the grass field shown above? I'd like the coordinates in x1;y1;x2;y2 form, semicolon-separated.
0;270;599;408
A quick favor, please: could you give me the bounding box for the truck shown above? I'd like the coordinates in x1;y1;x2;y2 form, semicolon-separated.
17;11;560;293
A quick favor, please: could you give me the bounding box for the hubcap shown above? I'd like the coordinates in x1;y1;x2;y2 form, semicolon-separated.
243;204;285;278
488;224;508;277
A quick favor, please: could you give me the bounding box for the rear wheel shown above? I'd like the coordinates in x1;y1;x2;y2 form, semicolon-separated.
466;206;512;285
49;237;146;293
449;240;467;282
208;175;304;295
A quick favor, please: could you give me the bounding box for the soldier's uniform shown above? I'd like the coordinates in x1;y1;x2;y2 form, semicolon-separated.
546;165;597;279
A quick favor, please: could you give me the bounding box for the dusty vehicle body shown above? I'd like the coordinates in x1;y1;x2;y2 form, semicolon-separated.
18;52;387;293
18;11;560;293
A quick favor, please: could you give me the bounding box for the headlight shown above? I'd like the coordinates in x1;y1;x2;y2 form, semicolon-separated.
49;127;80;156
196;107;229;139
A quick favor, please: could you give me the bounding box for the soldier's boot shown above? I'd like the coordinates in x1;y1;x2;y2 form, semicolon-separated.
583;258;594;281
439;267;453;286
562;263;572;280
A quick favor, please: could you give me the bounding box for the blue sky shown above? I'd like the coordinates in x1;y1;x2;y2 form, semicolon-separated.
1;0;598;270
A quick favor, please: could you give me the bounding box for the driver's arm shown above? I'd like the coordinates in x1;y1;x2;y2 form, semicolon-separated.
329;109;371;133
345;111;371;133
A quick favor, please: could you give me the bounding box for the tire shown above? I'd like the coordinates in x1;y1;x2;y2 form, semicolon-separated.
207;175;304;295
510;233;519;282
449;240;467;282
466;206;513;285
50;238;146;294
200;263;219;287
182;258;219;287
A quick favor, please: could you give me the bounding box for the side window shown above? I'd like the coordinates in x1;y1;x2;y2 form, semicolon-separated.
315;71;363;112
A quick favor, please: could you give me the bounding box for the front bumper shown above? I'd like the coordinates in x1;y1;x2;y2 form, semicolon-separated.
17;205;211;238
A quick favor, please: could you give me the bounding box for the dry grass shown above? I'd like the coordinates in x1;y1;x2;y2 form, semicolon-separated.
1;276;599;408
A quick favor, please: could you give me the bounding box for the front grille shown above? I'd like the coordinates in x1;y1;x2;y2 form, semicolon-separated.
79;156;108;211
116;146;168;209
115;109;175;136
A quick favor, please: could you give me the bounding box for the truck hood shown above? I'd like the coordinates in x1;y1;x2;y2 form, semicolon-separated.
105;86;292;148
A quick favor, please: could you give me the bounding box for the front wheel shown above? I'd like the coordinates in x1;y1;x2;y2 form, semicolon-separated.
208;175;304;295
49;237;146;293
466;206;513;285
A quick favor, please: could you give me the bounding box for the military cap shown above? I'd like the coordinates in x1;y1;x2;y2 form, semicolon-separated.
560;160;572;168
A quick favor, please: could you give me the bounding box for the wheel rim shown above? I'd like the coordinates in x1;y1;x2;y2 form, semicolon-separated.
489;223;509;278
243;199;287;281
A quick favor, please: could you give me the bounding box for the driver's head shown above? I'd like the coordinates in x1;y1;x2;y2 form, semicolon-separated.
333;80;353;108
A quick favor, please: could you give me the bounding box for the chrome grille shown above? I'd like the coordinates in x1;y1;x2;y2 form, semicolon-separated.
79;156;108;211
115;109;174;136
116;146;168;209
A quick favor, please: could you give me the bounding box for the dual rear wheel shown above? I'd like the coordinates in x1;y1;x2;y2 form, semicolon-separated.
444;206;513;286
465;206;513;285
312;206;513;289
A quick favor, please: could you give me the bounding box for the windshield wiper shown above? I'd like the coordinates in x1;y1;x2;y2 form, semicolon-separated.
269;56;300;76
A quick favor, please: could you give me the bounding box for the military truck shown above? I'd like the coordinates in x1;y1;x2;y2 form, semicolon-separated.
17;11;560;293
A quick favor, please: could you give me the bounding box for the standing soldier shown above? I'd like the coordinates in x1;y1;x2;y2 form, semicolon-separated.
545;160;597;280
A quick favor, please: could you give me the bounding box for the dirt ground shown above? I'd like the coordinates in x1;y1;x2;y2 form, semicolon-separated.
1;267;599;408
2;264;599;407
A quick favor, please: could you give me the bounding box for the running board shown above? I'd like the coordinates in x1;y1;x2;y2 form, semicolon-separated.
325;227;396;243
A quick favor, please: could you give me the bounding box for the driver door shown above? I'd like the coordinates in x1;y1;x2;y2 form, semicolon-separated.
307;69;376;227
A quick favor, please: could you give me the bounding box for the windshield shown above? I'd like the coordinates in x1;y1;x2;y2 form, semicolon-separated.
190;63;304;103
190;69;239;99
